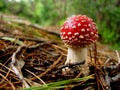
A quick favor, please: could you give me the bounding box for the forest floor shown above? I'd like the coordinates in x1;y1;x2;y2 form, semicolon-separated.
0;14;120;90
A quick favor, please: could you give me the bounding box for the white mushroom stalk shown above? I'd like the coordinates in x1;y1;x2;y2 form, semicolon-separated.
65;46;87;65
60;15;98;69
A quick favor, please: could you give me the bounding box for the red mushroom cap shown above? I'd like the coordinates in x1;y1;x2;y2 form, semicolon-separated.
60;15;98;46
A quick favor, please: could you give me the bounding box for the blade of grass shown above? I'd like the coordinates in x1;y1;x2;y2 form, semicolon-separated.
24;75;94;90
0;36;23;45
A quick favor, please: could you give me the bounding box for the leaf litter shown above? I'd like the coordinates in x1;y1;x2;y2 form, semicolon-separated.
0;15;120;90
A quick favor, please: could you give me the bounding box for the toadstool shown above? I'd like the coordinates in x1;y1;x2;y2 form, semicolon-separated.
60;15;98;74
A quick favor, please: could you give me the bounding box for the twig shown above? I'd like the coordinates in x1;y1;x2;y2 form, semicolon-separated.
111;73;120;82
51;44;67;53
104;64;120;70
75;71;83;78
25;69;47;85
94;43;97;64
96;67;110;90
0;72;15;90
0;63;15;73
104;64;120;90
30;55;62;80
115;50;120;63
104;67;111;90
104;58;111;65
11;46;30;88
0;68;11;85
10;42;53;86
28;43;48;49
88;47;93;63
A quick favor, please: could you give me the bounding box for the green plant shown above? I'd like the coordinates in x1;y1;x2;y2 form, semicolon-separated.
24;75;93;90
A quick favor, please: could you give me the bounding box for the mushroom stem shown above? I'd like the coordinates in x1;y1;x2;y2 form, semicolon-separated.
65;46;87;65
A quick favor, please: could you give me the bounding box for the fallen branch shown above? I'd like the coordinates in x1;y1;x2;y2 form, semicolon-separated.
11;46;30;88
10;43;49;87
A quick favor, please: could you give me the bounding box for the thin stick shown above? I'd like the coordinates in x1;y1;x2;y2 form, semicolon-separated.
11;46;30;88
0;72;15;90
52;44;67;52
111;73;120;82
0;63;14;73
115;50;120;63
94;43;97;64
30;55;62;80
0;68;11;84
25;69;47;86
88;47;93;63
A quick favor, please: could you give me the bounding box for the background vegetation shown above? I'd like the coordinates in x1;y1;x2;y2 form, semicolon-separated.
0;0;120;49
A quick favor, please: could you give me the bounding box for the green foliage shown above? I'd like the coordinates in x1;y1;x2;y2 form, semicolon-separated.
0;0;120;49
98;22;117;43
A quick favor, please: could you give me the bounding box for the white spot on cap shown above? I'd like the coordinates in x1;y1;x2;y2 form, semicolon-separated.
81;20;86;22
65;26;68;29
62;32;66;35
88;24;91;27
88;18;92;21
65;36;68;39
72;25;76;29
93;26;96;30
95;34;99;38
81;28;85;32
68;32;72;35
75;38;78;41
92;22;96;25
69;37;72;40
78;23;81;26
85;34;89;37
74;32;79;36
75;18;79;21
79;35;84;38
91;32;94;35
72;35;75;38
84;24;87;27
89;39;95;42
87;28;90;31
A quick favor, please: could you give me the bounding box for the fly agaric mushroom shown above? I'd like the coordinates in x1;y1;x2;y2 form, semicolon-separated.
60;15;98;74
